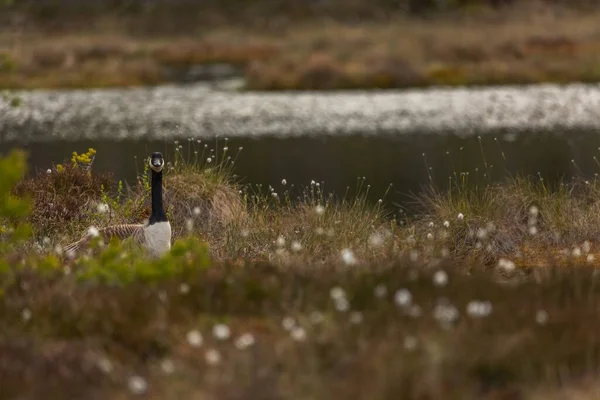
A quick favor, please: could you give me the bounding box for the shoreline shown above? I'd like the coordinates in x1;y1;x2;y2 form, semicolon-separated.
2;5;600;91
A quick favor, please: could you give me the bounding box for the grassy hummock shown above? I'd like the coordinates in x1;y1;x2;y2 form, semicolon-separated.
2;141;600;399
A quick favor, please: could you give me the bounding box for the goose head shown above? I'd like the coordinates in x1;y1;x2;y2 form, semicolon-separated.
149;152;165;173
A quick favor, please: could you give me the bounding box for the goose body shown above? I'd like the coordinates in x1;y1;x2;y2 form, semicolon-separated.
64;152;171;258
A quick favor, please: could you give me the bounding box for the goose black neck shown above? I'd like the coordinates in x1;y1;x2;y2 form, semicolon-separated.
149;169;167;225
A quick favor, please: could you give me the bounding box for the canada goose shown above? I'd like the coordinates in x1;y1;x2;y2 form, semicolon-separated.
64;152;171;258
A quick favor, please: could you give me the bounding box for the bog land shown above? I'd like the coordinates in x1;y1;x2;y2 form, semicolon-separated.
2;0;600;90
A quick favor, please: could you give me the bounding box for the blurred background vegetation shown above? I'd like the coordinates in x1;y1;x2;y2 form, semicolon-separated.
2;0;600;90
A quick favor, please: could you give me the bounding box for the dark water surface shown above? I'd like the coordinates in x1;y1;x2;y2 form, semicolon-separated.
2;130;599;210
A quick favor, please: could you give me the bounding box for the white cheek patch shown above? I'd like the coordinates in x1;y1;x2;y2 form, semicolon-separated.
149;158;164;171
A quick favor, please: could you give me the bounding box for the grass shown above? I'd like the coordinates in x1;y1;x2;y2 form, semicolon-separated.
3;2;600;89
5;139;600;398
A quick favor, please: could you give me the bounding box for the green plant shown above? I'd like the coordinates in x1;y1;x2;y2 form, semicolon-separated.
12;148;113;240
0;149;32;256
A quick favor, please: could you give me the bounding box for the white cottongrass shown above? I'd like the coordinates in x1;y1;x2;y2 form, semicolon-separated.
572;247;582;258
281;179;287;185
161;359;175;374
46;169;52;174
349;311;364;325
330;287;346;301
128;375;148;395
186;330;203;347
96;203;109;213
341;248;358;265
369;232;384;248
87;226;99;237
53;244;63;256
205;349;221;365
282;316;296;331
315;205;325;215
334;297;350;312
529;205;539;216
433;270;449;287
403;336;418;351
234;333;256;350
440;247;450;258
276;235;286;248
97;357;113;374
206;157;212;163
476;228;488;240
179;283;190;294
409;250;419;262
457;213;464;220
497;258;516;272
212;324;231;341
535;310;548;325
426;233;434;240
583;240;592;254
185;218;194;233
291;326;307;342
374;284;387;299
21;308;32;322
291;240;303;252
443;220;450;228
433;299;460;326
330;286;350;312
466;300;493;318
193;206;201;216
394;289;412;307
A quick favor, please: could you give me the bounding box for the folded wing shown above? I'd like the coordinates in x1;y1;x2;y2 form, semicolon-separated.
63;224;145;257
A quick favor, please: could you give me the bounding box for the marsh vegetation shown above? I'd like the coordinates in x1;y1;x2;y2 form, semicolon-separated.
2;139;600;399
2;1;600;90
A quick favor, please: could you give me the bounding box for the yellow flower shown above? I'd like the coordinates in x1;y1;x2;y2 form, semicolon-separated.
70;148;96;167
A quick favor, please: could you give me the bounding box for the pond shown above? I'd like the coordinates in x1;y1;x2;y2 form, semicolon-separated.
2;130;599;213
2;83;600;212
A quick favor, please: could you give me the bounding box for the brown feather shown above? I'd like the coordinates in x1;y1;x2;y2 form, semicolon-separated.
63;224;145;257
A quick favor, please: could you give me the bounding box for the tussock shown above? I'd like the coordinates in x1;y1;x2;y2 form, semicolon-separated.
4;142;600;399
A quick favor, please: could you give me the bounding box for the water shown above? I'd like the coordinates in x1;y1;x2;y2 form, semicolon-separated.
3;83;600;142
3;83;600;211
3;130;599;211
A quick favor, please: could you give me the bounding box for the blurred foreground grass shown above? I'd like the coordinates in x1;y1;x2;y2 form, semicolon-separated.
3;141;600;399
